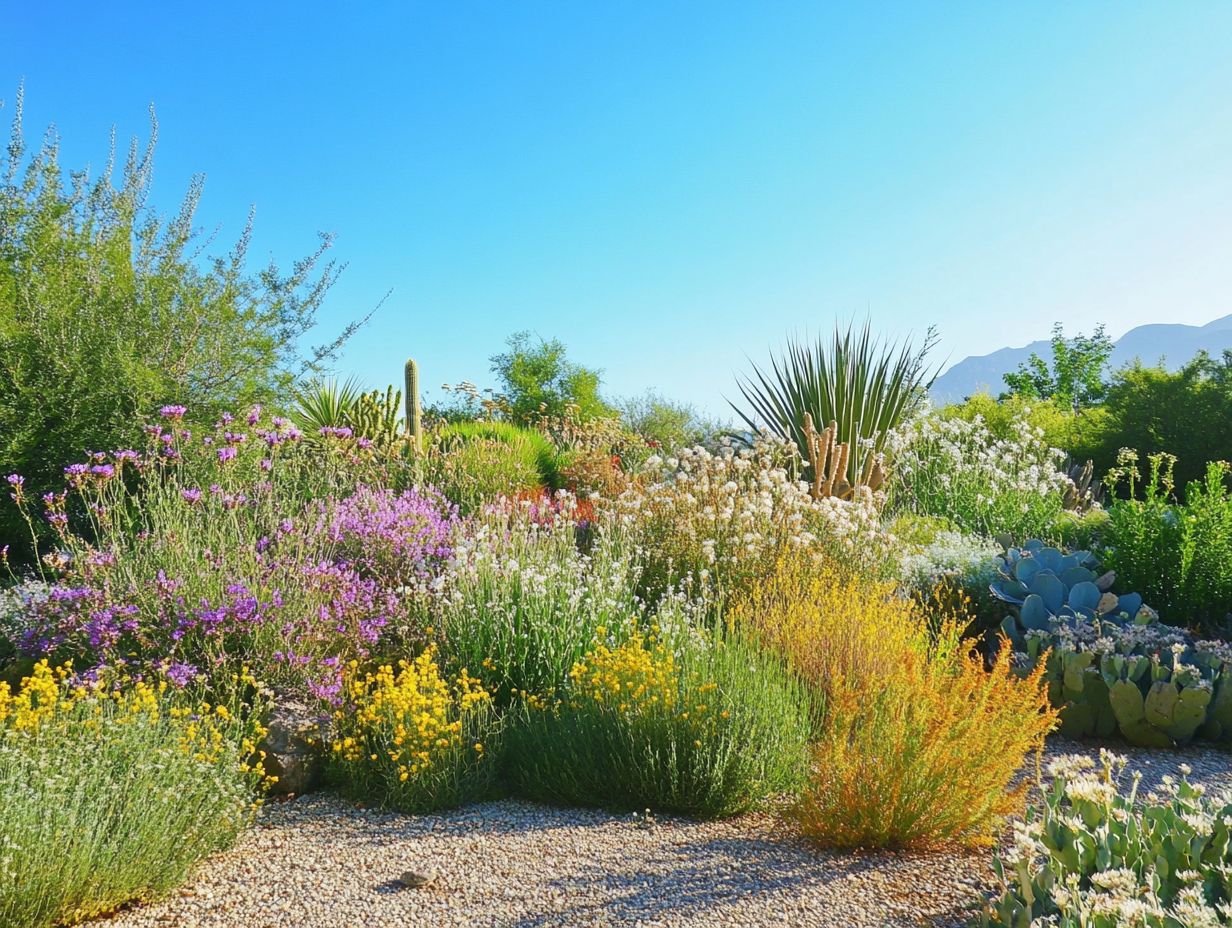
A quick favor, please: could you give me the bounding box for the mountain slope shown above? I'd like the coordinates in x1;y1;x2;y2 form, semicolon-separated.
930;314;1232;405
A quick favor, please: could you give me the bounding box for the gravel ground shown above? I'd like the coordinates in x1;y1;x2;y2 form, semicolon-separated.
85;739;1230;928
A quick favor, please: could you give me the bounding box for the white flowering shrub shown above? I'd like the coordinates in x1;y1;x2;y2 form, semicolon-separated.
894;529;1005;635
896;529;1002;598
886;408;1075;542
608;437;895;605
436;504;642;703
982;750;1232;928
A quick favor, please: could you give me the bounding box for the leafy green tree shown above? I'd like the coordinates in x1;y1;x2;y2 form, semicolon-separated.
1002;323;1112;411
617;390;721;450
0;86;359;548
1084;351;1232;493
489;331;616;422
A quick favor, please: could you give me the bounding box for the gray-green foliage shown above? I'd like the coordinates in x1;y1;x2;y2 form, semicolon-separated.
0;690;261;928
982;752;1232;927
991;542;1232;746
618;390;722;450
732;322;937;487
0;86;354;546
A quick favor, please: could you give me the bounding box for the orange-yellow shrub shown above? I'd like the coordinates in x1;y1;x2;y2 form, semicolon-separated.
729;552;1058;849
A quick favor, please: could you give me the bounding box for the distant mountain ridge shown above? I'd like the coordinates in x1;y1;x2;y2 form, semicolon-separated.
929;313;1232;406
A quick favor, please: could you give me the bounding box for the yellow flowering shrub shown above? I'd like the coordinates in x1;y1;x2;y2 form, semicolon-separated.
506;622;813;818
730;551;1058;849
326;648;498;812
569;627;679;714
1;661;269;928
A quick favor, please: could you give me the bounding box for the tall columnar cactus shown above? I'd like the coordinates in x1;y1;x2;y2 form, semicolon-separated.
404;358;422;454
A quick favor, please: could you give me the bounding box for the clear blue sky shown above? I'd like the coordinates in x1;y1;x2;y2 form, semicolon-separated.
6;2;1232;417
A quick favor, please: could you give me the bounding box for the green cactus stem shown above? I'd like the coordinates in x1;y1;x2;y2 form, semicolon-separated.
404;357;423;454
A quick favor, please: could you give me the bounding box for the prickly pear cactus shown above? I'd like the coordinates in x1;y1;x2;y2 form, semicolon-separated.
993;540;1232;748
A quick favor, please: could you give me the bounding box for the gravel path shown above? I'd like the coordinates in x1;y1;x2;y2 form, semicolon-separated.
86;740;1230;928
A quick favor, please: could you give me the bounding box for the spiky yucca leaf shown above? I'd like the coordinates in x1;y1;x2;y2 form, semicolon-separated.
731;323;938;485
294;377;366;433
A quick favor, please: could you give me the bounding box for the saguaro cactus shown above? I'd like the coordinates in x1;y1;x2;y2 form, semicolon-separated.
404;358;423;454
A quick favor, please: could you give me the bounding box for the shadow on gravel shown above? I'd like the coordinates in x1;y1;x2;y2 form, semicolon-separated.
504;834;977;928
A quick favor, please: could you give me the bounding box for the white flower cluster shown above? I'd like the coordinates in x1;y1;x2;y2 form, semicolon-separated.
887;409;1076;539
612;438;895;598
896;530;1002;596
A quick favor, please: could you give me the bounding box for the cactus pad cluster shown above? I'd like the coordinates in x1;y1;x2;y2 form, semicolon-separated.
991;541;1232;747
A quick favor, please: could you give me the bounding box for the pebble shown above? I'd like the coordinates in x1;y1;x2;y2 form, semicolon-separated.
82;739;1230;928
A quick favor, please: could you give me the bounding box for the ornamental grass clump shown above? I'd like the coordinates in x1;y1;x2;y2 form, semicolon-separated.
982;751;1232;927
504;620;813;819
0;661;268;928
730;551;1058;849
325;648;499;812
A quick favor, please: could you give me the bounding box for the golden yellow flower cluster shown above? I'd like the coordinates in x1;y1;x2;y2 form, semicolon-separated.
568;630;722;744
0;659;271;785
333;649;490;783
569;629;679;715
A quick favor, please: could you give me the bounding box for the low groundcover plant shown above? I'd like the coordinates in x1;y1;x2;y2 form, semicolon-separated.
981;750;1232;927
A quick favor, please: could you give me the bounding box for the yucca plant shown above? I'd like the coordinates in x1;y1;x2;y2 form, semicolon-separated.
731;322;938;486
293;377;367;433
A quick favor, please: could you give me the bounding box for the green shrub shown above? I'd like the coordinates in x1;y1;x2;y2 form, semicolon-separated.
504;625;813;819
981;751;1232;927
323;649;500;813
0;662;265;928
1082;353;1232;494
489;331;617;422
0;87;352;559
1050;507;1111;551
1101;452;1232;636
424;421;561;512
617;390;721;450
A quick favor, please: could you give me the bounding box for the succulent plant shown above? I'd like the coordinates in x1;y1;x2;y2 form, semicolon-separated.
990;540;1150;649
991;540;1232;748
346;386;404;450
982;752;1232;927
404;357;423;455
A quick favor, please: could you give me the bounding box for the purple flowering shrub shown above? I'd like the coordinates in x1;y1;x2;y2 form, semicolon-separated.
4;406;424;702
321;485;457;591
